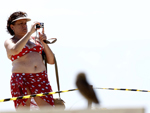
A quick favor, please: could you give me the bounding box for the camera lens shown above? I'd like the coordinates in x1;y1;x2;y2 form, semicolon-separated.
36;24;41;28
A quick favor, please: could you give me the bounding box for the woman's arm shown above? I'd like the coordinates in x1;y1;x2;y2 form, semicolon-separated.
38;28;55;64
4;22;40;56
42;43;55;64
4;31;33;57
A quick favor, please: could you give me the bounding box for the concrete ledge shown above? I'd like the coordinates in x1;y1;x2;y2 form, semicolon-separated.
0;108;145;113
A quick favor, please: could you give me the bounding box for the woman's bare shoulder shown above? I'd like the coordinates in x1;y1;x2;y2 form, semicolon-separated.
4;38;14;48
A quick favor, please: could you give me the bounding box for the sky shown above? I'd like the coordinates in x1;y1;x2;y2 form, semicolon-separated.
0;0;150;112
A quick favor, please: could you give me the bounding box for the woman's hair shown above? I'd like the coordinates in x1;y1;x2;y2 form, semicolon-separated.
7;11;27;36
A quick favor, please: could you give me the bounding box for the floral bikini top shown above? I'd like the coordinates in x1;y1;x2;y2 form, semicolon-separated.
11;40;43;61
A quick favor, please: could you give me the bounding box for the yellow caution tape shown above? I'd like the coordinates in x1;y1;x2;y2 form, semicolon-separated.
0;87;149;102
94;88;150;92
0;89;78;102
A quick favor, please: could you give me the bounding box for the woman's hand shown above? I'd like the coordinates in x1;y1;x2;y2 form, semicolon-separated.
29;22;40;34
38;28;47;43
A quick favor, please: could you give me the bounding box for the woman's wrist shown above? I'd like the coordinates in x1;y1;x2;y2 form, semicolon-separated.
27;31;33;36
41;41;47;47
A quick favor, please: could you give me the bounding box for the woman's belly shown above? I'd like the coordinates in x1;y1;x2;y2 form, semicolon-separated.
12;52;46;73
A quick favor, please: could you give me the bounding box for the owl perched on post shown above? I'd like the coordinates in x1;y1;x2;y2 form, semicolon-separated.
76;73;99;105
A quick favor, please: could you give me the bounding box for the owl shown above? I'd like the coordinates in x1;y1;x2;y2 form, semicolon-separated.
76;73;99;104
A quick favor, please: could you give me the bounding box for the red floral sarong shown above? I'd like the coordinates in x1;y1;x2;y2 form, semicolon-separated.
10;71;54;108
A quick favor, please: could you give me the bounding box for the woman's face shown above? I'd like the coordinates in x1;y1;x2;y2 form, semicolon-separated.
11;19;28;36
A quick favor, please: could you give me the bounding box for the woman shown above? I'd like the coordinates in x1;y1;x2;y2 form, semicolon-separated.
4;11;55;110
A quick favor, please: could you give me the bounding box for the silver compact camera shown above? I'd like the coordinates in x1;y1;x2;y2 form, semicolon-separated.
36;23;44;28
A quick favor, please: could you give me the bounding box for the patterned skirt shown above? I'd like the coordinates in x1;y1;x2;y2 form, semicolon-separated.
10;71;54;108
